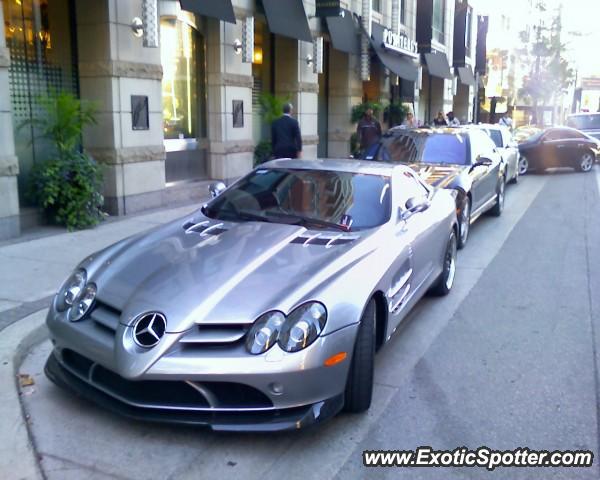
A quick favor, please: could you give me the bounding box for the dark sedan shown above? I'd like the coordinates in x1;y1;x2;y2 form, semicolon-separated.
372;127;506;249
518;126;599;173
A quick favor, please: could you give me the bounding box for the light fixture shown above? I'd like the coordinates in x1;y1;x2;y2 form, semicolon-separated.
313;36;323;74
306;54;313;66
131;17;143;38
141;0;159;48
253;47;263;64
233;39;242;55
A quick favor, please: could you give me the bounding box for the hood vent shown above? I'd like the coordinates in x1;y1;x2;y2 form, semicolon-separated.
183;221;228;236
291;233;357;247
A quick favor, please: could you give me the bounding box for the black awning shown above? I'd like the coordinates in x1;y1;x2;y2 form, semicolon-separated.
326;9;360;55
262;0;312;43
457;66;476;86
179;0;236;24
423;52;453;79
368;23;419;82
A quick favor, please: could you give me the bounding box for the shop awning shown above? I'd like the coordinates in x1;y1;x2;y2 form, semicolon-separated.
457;66;476;86
179;0;236;24
423;52;453;79
368;23;419;82
262;0;313;43
326;9;360;55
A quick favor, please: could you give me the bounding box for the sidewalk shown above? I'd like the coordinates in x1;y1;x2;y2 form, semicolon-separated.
0;201;203;331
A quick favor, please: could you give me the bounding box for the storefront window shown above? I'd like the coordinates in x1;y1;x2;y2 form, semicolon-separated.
160;16;198;139
432;0;445;44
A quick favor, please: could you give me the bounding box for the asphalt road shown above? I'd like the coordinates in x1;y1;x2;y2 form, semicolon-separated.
18;167;600;480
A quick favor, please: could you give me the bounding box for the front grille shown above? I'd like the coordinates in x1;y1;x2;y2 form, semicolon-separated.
60;349;273;410
90;301;121;333
179;324;250;347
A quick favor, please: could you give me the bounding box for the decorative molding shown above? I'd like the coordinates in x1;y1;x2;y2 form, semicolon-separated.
208;72;254;89
278;81;319;94
79;60;163;80
210;140;255;155
329;87;363;98
86;145;166;165
0;47;10;68
0;155;19;177
328;132;352;142
302;135;319;145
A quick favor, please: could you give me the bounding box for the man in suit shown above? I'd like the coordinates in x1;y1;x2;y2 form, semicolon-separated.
271;103;302;159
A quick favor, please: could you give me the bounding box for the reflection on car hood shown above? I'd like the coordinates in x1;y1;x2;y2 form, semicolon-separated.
87;216;368;333
407;163;466;188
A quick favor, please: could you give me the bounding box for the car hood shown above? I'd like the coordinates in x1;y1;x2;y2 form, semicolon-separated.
87;214;369;333
407;163;466;189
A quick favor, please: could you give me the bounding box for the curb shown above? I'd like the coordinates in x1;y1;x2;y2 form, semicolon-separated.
0;309;48;480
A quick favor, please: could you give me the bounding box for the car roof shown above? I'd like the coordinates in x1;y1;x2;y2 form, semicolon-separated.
259;158;409;176
386;126;471;136
468;123;506;131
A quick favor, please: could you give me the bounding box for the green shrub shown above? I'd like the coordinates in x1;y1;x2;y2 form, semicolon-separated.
259;92;292;125
384;102;409;127
22;92;104;230
254;140;272;166
351;101;382;124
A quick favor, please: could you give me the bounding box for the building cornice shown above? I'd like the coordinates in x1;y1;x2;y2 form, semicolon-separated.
79;60;163;80
86;145;166;165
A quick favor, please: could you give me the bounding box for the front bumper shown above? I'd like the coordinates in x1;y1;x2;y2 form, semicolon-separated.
45;349;345;431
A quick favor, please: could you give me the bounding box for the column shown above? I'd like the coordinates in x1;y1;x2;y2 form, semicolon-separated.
0;1;20;239
76;0;166;216
205;11;254;182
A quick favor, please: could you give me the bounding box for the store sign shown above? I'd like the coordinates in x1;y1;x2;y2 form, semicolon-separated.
315;0;341;17
382;28;418;58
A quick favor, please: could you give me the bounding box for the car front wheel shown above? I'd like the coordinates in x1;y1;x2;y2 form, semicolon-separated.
490;178;505;217
430;229;458;296
578;151;595;173
344;299;376;413
457;198;471;249
518;156;529;175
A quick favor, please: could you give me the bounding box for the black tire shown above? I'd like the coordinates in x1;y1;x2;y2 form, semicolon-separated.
509;167;519;184
457;198;471;250
490;177;505;217
344;299;376;413
430;229;458;296
577;151;595;173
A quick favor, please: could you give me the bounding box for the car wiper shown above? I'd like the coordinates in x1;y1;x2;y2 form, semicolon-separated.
265;211;350;232
202;205;276;224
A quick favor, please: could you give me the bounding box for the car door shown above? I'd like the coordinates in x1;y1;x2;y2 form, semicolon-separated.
557;129;594;167
538;129;564;167
502;129;519;179
469;130;500;211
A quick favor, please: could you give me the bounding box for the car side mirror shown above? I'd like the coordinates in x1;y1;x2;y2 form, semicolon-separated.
470;157;492;171
400;196;430;220
209;181;226;198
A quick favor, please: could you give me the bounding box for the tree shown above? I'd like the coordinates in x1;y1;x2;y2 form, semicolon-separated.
518;2;573;124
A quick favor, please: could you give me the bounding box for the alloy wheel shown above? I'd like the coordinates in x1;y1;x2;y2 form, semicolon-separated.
580;153;594;172
459;201;470;247
518;156;528;175
444;233;457;290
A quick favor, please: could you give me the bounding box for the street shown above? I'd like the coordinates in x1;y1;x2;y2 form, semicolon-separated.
13;167;600;480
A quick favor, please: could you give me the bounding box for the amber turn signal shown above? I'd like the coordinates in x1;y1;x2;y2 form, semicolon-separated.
324;352;347;367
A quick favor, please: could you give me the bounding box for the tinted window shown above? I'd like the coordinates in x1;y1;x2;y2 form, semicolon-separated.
567;114;600;130
205;168;391;230
544;129;584;140
485;129;504;148
376;134;420;163
422;134;469;165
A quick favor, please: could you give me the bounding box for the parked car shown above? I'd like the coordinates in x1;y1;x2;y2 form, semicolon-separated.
373;127;506;249
567;112;600;141
44;159;459;431
469;124;520;182
518;126;600;173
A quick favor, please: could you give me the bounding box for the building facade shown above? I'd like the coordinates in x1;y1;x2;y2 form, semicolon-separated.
0;0;483;240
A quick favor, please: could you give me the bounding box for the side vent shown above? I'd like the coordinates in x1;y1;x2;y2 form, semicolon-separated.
291;234;357;247
183;221;228;236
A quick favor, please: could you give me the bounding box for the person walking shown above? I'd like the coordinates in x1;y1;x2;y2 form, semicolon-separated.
447;111;460;127
271;103;302;159
356;107;382;159
433;111;447;126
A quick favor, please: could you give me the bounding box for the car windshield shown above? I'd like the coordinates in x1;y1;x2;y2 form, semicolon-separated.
567;114;600;130
421;133;469;165
204;168;392;231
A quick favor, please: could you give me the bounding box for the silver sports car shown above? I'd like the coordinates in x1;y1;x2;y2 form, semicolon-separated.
45;159;458;431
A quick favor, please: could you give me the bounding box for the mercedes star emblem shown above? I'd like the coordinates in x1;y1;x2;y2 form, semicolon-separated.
133;312;167;348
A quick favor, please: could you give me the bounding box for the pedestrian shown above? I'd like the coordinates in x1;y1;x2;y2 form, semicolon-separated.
356;107;382;159
447;111;460;127
271;103;302;159
498;112;513;130
433;111;447;126
403;111;417;128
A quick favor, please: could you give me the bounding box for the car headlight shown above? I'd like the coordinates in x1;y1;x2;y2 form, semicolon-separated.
56;269;87;312
67;283;97;322
278;302;327;353
245;311;285;355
